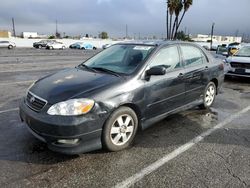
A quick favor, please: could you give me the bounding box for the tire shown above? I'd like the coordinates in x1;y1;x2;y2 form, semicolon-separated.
93;47;97;50
102;107;138;152
49;46;53;50
62;46;65;50
199;82;217;109
8;45;13;49
82;47;85;50
38;45;42;49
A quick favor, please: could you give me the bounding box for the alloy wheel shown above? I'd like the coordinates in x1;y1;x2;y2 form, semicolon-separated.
205;85;215;106
110;114;134;146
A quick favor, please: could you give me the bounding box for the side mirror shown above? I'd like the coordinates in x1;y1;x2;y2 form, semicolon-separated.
146;66;166;76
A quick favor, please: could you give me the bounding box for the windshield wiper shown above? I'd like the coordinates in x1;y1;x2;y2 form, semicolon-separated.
91;67;121;77
78;64;97;73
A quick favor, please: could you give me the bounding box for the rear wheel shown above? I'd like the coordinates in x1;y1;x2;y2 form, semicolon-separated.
8;45;13;49
102;107;138;152
199;82;216;109
38;45;42;49
49;46;53;50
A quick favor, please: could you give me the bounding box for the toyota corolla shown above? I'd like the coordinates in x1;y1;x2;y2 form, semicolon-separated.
19;41;224;155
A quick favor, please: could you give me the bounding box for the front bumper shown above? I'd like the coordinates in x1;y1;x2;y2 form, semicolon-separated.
19;98;108;154
224;63;250;78
226;71;250;78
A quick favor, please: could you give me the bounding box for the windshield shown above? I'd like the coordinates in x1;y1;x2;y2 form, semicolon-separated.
82;44;155;75
234;46;250;57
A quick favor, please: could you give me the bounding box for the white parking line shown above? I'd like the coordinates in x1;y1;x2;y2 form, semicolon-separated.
0;108;19;114
114;105;250;188
0;80;35;86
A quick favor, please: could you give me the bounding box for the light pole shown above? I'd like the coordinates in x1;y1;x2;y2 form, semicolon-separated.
210;23;215;50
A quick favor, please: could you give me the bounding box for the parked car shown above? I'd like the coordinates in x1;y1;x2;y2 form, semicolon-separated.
227;42;241;56
216;44;228;56
19;41;224;154
69;42;82;49
0;41;16;49
224;44;250;78
69;42;97;50
33;40;56;49
46;42;66;50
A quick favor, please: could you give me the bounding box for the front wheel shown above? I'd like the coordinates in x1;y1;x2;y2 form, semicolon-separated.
199;82;216;109
102;107;138;152
8;45;13;49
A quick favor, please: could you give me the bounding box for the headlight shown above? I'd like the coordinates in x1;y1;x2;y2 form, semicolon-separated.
47;99;94;116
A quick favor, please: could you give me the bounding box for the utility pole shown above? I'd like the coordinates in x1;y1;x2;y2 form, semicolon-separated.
210;23;215;50
12;18;16;37
126;24;128;39
166;0;169;39
56;20;58;36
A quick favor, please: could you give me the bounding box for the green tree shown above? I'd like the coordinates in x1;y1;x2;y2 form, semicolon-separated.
99;32;109;39
48;35;55;39
175;31;191;41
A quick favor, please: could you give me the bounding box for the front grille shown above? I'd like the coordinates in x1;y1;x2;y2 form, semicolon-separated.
26;92;47;112
230;62;250;69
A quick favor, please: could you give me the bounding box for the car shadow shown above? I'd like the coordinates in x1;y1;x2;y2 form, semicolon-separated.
224;76;250;84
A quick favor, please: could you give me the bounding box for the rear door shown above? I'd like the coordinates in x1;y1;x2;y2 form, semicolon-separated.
143;45;185;119
179;45;210;103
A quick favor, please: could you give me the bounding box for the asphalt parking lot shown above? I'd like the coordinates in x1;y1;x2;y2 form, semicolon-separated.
0;48;249;188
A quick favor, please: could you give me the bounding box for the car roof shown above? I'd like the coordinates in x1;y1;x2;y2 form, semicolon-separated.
116;40;194;47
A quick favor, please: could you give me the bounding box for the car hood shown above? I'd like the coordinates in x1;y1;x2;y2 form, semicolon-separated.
227;56;250;63
30;68;123;104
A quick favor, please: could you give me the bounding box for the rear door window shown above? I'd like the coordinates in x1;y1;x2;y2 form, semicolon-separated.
180;45;208;67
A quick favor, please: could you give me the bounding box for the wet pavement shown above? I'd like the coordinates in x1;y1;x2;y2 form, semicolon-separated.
0;48;249;188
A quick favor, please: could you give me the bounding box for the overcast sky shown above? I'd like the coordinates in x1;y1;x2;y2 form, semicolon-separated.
0;0;249;38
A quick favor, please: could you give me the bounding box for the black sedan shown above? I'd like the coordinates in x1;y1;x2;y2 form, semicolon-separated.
19;41;224;154
33;40;57;48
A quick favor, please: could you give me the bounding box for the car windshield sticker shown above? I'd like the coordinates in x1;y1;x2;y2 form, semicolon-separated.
133;46;152;51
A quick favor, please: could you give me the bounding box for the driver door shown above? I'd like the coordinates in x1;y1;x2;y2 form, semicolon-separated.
143;45;186;120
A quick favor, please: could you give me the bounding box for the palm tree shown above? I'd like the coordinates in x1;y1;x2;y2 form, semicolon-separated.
171;0;183;39
174;0;193;38
168;0;178;39
166;1;169;39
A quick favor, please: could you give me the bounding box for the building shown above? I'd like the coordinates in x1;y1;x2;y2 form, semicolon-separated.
0;30;11;38
192;34;242;43
22;32;38;38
